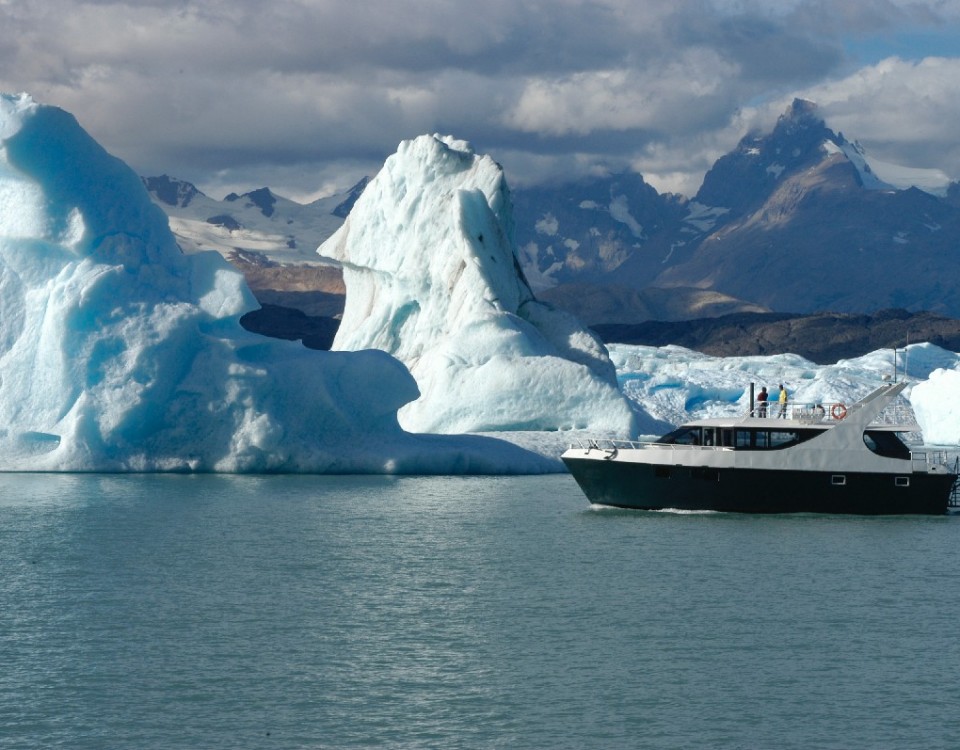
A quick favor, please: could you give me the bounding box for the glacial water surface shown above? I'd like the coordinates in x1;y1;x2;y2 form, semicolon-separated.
2;472;959;749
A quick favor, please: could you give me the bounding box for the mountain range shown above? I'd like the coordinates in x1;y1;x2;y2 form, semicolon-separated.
514;99;960;322
144;99;960;358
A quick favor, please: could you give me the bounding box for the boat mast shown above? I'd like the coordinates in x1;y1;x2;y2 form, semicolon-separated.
905;333;910;382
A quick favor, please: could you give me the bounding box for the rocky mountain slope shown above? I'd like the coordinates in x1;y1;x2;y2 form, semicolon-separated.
650;101;960;315
514;99;960;320
145;99;960;357
593;308;960;364
239;305;960;365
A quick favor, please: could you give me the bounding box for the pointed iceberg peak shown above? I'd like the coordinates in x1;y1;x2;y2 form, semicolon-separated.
322;134;532;322
0;92;186;271
320;134;641;436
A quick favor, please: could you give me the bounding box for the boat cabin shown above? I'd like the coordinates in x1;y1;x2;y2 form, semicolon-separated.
655;424;912;459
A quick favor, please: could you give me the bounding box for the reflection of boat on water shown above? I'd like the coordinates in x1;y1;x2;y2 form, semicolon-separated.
562;382;959;515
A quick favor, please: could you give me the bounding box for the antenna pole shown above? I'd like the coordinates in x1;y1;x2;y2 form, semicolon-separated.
904;333;910;382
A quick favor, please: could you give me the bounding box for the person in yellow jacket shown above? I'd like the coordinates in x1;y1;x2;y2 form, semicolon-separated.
778;384;788;418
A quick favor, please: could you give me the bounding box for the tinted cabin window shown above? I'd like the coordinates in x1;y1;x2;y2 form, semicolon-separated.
656;427;702;445
658;427;822;450
736;429;819;449
864;431;911;460
770;431;799;448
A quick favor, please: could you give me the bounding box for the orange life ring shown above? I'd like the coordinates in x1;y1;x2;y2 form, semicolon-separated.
831;403;847;420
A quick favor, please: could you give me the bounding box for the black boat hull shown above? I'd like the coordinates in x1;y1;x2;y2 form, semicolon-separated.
562;456;954;515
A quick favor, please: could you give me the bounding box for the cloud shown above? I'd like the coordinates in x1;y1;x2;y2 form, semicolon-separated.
1;0;958;199
501;53;740;137
802;56;960;175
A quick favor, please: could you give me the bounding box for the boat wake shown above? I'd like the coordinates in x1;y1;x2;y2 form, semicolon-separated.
588;504;718;515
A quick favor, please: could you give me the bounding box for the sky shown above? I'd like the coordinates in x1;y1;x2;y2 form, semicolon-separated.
2;0;960;202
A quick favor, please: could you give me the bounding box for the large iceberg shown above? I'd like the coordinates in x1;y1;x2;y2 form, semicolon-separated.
320;134;641;435
911;368;960;445
4;93;956;476
0;93;557;473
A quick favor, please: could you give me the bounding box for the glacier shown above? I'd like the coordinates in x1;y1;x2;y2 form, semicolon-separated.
0;93;559;473
613;342;960;447
319;134;643;435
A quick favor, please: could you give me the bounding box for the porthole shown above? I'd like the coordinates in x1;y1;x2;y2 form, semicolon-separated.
831;475;846;486
895;476;910;487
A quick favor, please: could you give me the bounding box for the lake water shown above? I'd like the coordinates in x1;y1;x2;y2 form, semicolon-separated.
3;472;960;750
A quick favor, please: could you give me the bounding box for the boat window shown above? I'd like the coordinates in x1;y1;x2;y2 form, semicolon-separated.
727;428;821;450
656;427;702;445
658;426;817;450
770;431;800;448
831;475;846;486
895;476;910;487
863;431;911;460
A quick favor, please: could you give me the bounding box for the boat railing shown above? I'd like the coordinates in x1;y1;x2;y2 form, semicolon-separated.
949;457;960;508
570;437;732;453
872;399;919;427
910;449;953;472
747;397;916;426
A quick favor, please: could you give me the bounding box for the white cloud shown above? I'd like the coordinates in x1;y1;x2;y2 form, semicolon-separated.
801;57;960;175
501;52;740;136
0;0;958;197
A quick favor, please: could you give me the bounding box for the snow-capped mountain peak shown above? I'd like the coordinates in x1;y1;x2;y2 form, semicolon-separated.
225;186;278;217
825;138;896;191
143;175;366;266
142;174;204;208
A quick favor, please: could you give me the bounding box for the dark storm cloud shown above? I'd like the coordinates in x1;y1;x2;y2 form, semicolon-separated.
670;12;845;83
1;0;958;199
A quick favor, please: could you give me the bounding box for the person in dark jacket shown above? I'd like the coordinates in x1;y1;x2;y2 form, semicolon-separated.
757;387;768;417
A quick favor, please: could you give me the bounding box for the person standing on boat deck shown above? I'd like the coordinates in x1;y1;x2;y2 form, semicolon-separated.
757;387;768;417
778;384;788;418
